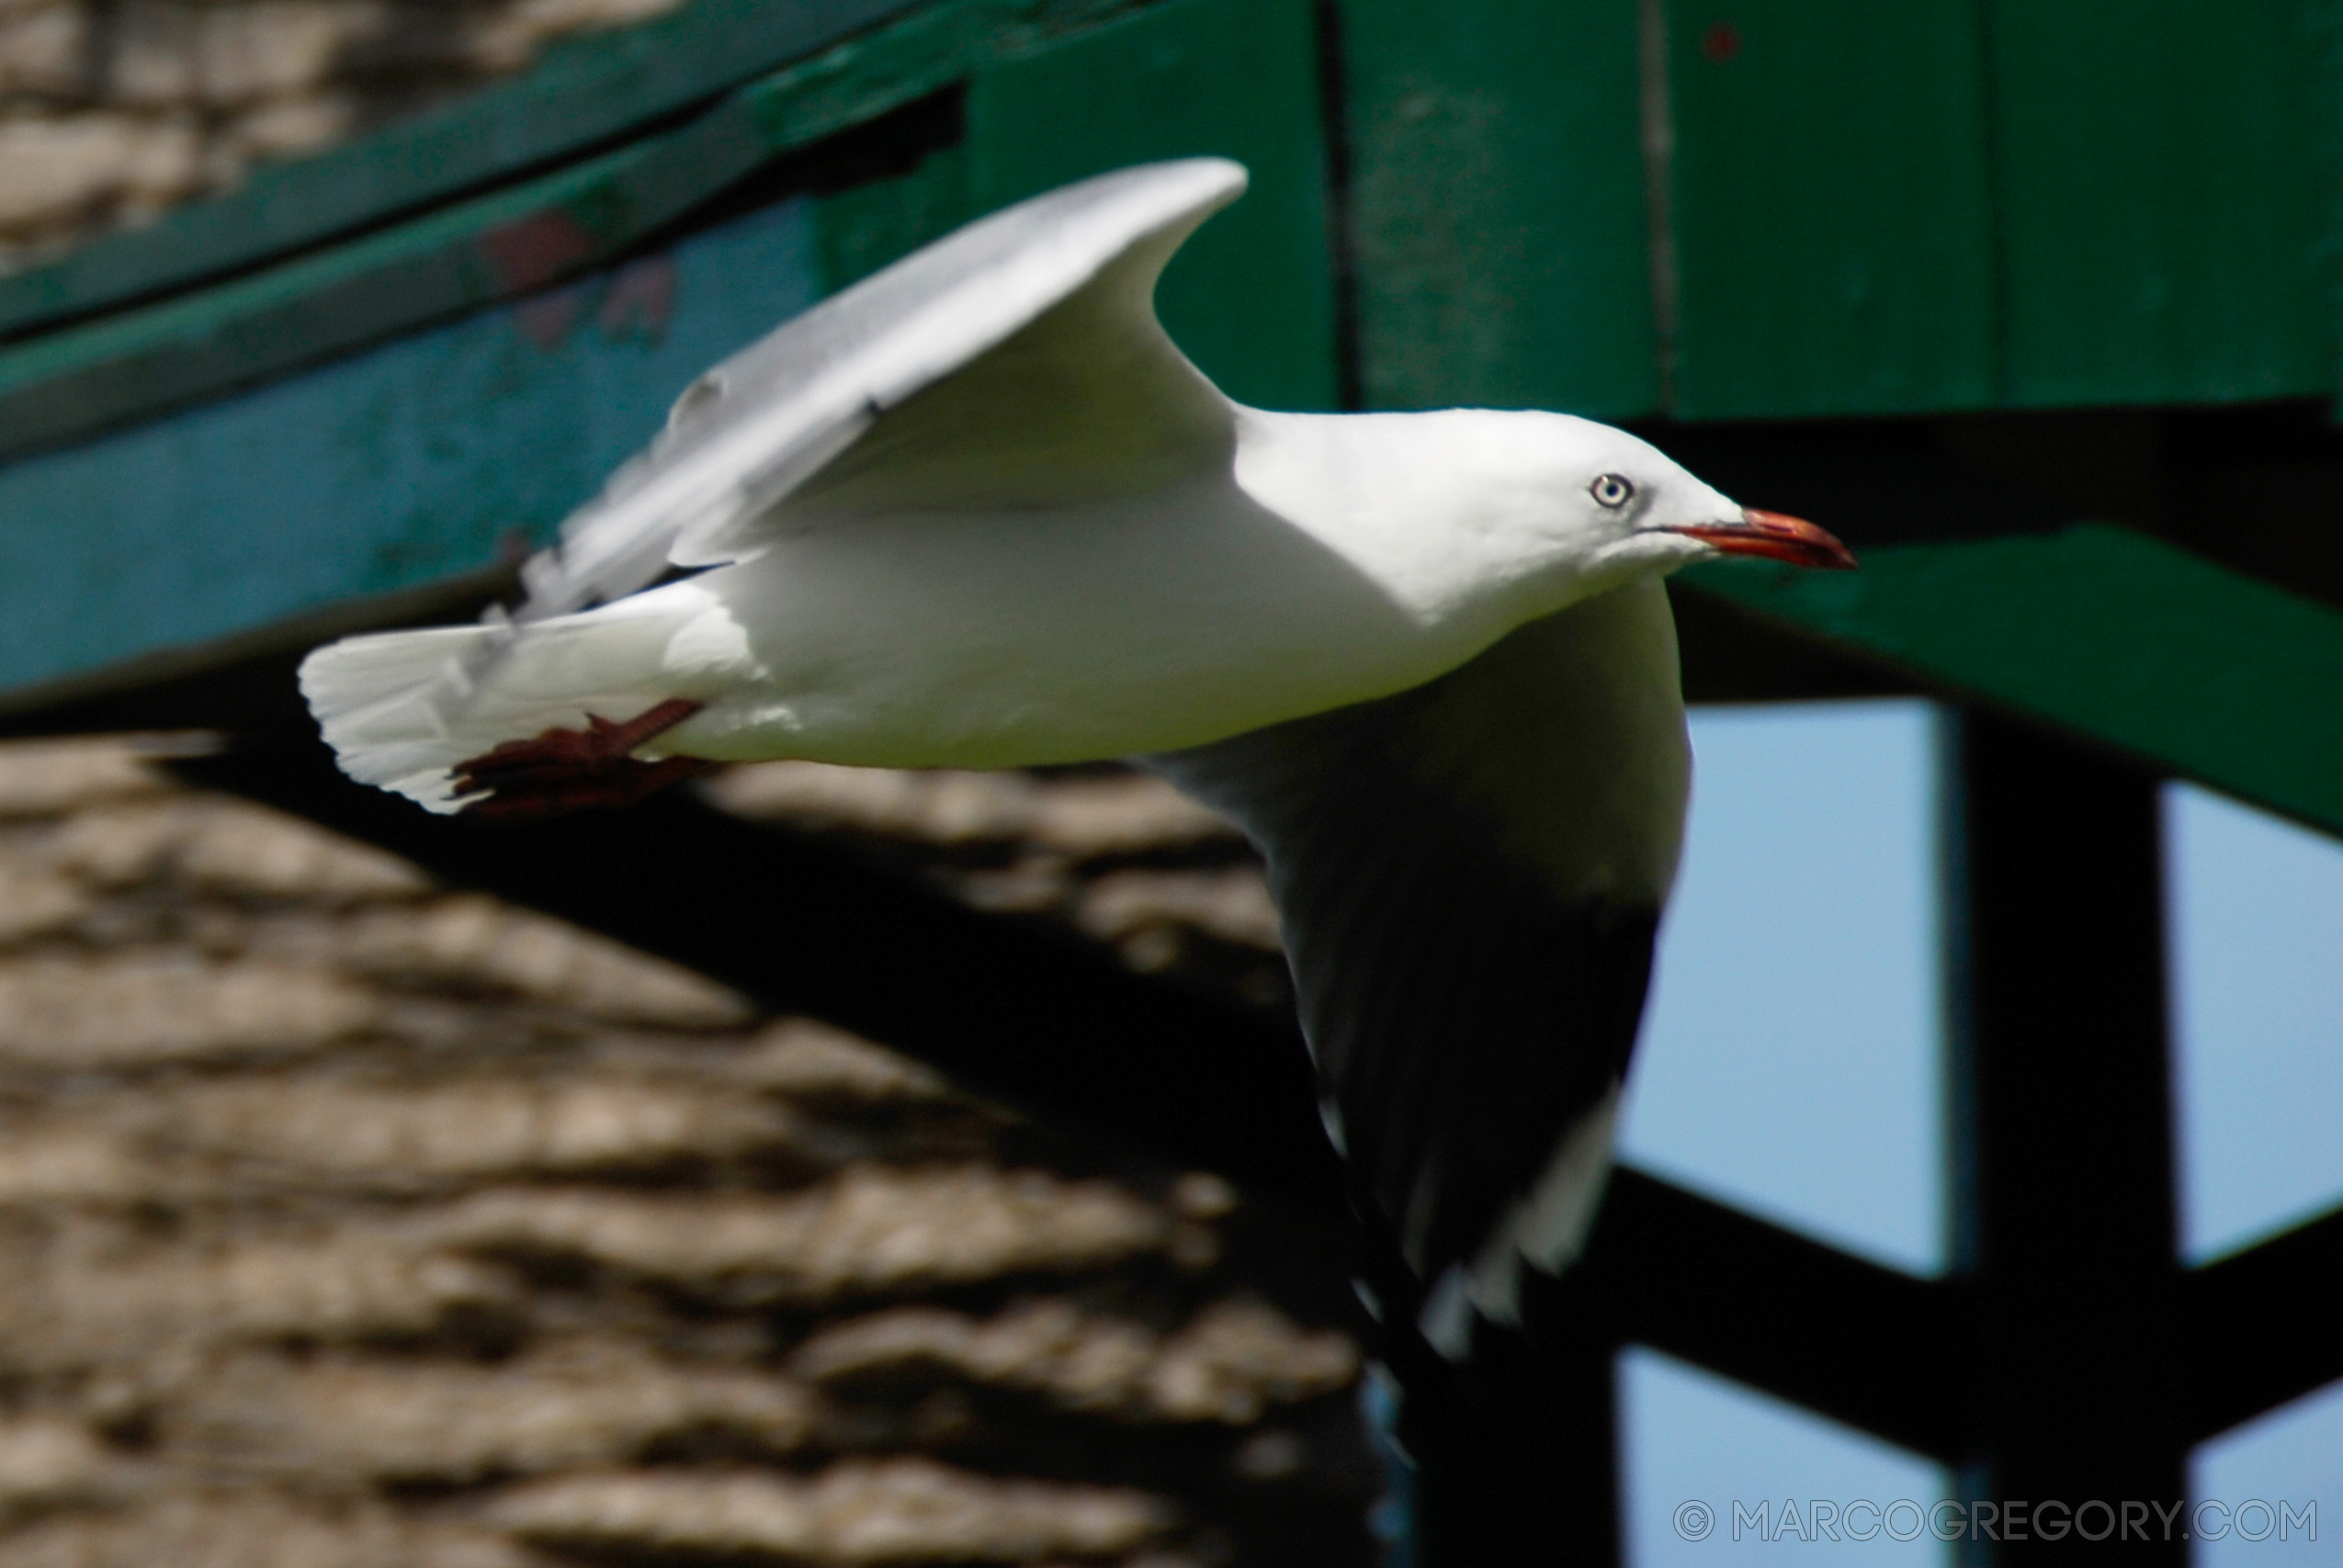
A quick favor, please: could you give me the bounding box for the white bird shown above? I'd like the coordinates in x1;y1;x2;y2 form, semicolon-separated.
300;158;1851;1358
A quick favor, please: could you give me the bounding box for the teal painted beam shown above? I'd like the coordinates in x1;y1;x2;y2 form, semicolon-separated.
0;0;1335;713
0;141;657;465
0;0;914;342
0;201;819;701
1682;526;2343;842
0;0;1161;465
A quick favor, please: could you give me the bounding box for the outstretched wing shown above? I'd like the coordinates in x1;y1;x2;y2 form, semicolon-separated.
1145;578;1691;1356
521;157;1247;617
302;159;1245;809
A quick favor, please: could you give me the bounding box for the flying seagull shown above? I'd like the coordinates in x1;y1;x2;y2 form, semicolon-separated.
300;158;1851;1359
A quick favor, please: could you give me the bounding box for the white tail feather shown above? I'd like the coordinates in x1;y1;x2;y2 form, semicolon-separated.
299;626;507;811
298;604;696;811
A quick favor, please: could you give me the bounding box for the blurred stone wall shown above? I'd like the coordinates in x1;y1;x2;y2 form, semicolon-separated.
0;0;685;269
0;740;1375;1566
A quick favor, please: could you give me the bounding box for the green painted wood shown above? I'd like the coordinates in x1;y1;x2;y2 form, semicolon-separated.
816;149;976;292
0;0;1153;465
0;0;916;342
0;0;1181;355
1988;0;2326;409
966;0;1338;412
2314;0;2343;410
1665;0;1996;419
0;142;656;464
1681;526;2343;842
1336;0;1656;419
0;200;820;699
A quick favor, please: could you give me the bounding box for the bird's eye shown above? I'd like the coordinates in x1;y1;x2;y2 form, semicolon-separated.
1590;473;1636;509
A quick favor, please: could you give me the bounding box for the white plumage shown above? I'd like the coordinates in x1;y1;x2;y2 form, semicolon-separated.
300;157;1851;1355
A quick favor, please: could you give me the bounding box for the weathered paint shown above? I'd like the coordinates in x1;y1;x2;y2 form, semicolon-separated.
2314;0;2343;410
0;0;2337;822
10;0;2343;452
1682;526;2343;843
0;0;914;339
966;0;1338;412
1336;0;1656;418
1663;0;1997;419
816;145;977;293
0;200;818;694
1987;0;2326;408
0;0;1160;465
0;142;658;464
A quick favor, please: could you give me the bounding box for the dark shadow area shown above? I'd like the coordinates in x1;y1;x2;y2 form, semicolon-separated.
1647;399;2343;619
167;729;1347;1218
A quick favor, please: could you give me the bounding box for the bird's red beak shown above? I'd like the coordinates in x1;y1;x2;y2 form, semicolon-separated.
1669;508;1857;570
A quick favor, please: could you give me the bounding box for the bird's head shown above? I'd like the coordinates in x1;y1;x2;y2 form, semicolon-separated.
1537;416;1856;583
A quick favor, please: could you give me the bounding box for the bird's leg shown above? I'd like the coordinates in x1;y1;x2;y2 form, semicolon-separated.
452;697;716;819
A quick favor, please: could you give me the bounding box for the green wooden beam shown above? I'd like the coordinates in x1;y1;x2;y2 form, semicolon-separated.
0;0;917;342
0;0;1160;465
0;141;655;464
967;0;1337;412
0;0;1338;712
12;0;2337;435
795;0;1345;414
1681;525;2343;841
1987;0;2326;409
0;198;821;704
2315;0;2343;414
1663;0;1996;419
1335;0;1656;419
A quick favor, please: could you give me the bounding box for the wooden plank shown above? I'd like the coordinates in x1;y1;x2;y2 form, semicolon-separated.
0;142;659;464
1988;0;2326;408
1574;1168;1975;1462
0;199;820;700
816;147;977;293
2187;1201;2343;1440
966;0;1338;412
1681;525;2343;841
1664;0;1996;419
1941;713;2187;1559
1335;0;1656;418
2315;0;2343;412
0;0;918;342
0;0;1149;465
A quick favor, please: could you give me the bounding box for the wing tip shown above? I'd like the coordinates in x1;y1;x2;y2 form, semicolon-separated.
1050;156;1248;224
1129;155;1249;209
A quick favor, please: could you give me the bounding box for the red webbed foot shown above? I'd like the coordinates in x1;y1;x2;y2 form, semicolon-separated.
453;698;715;819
